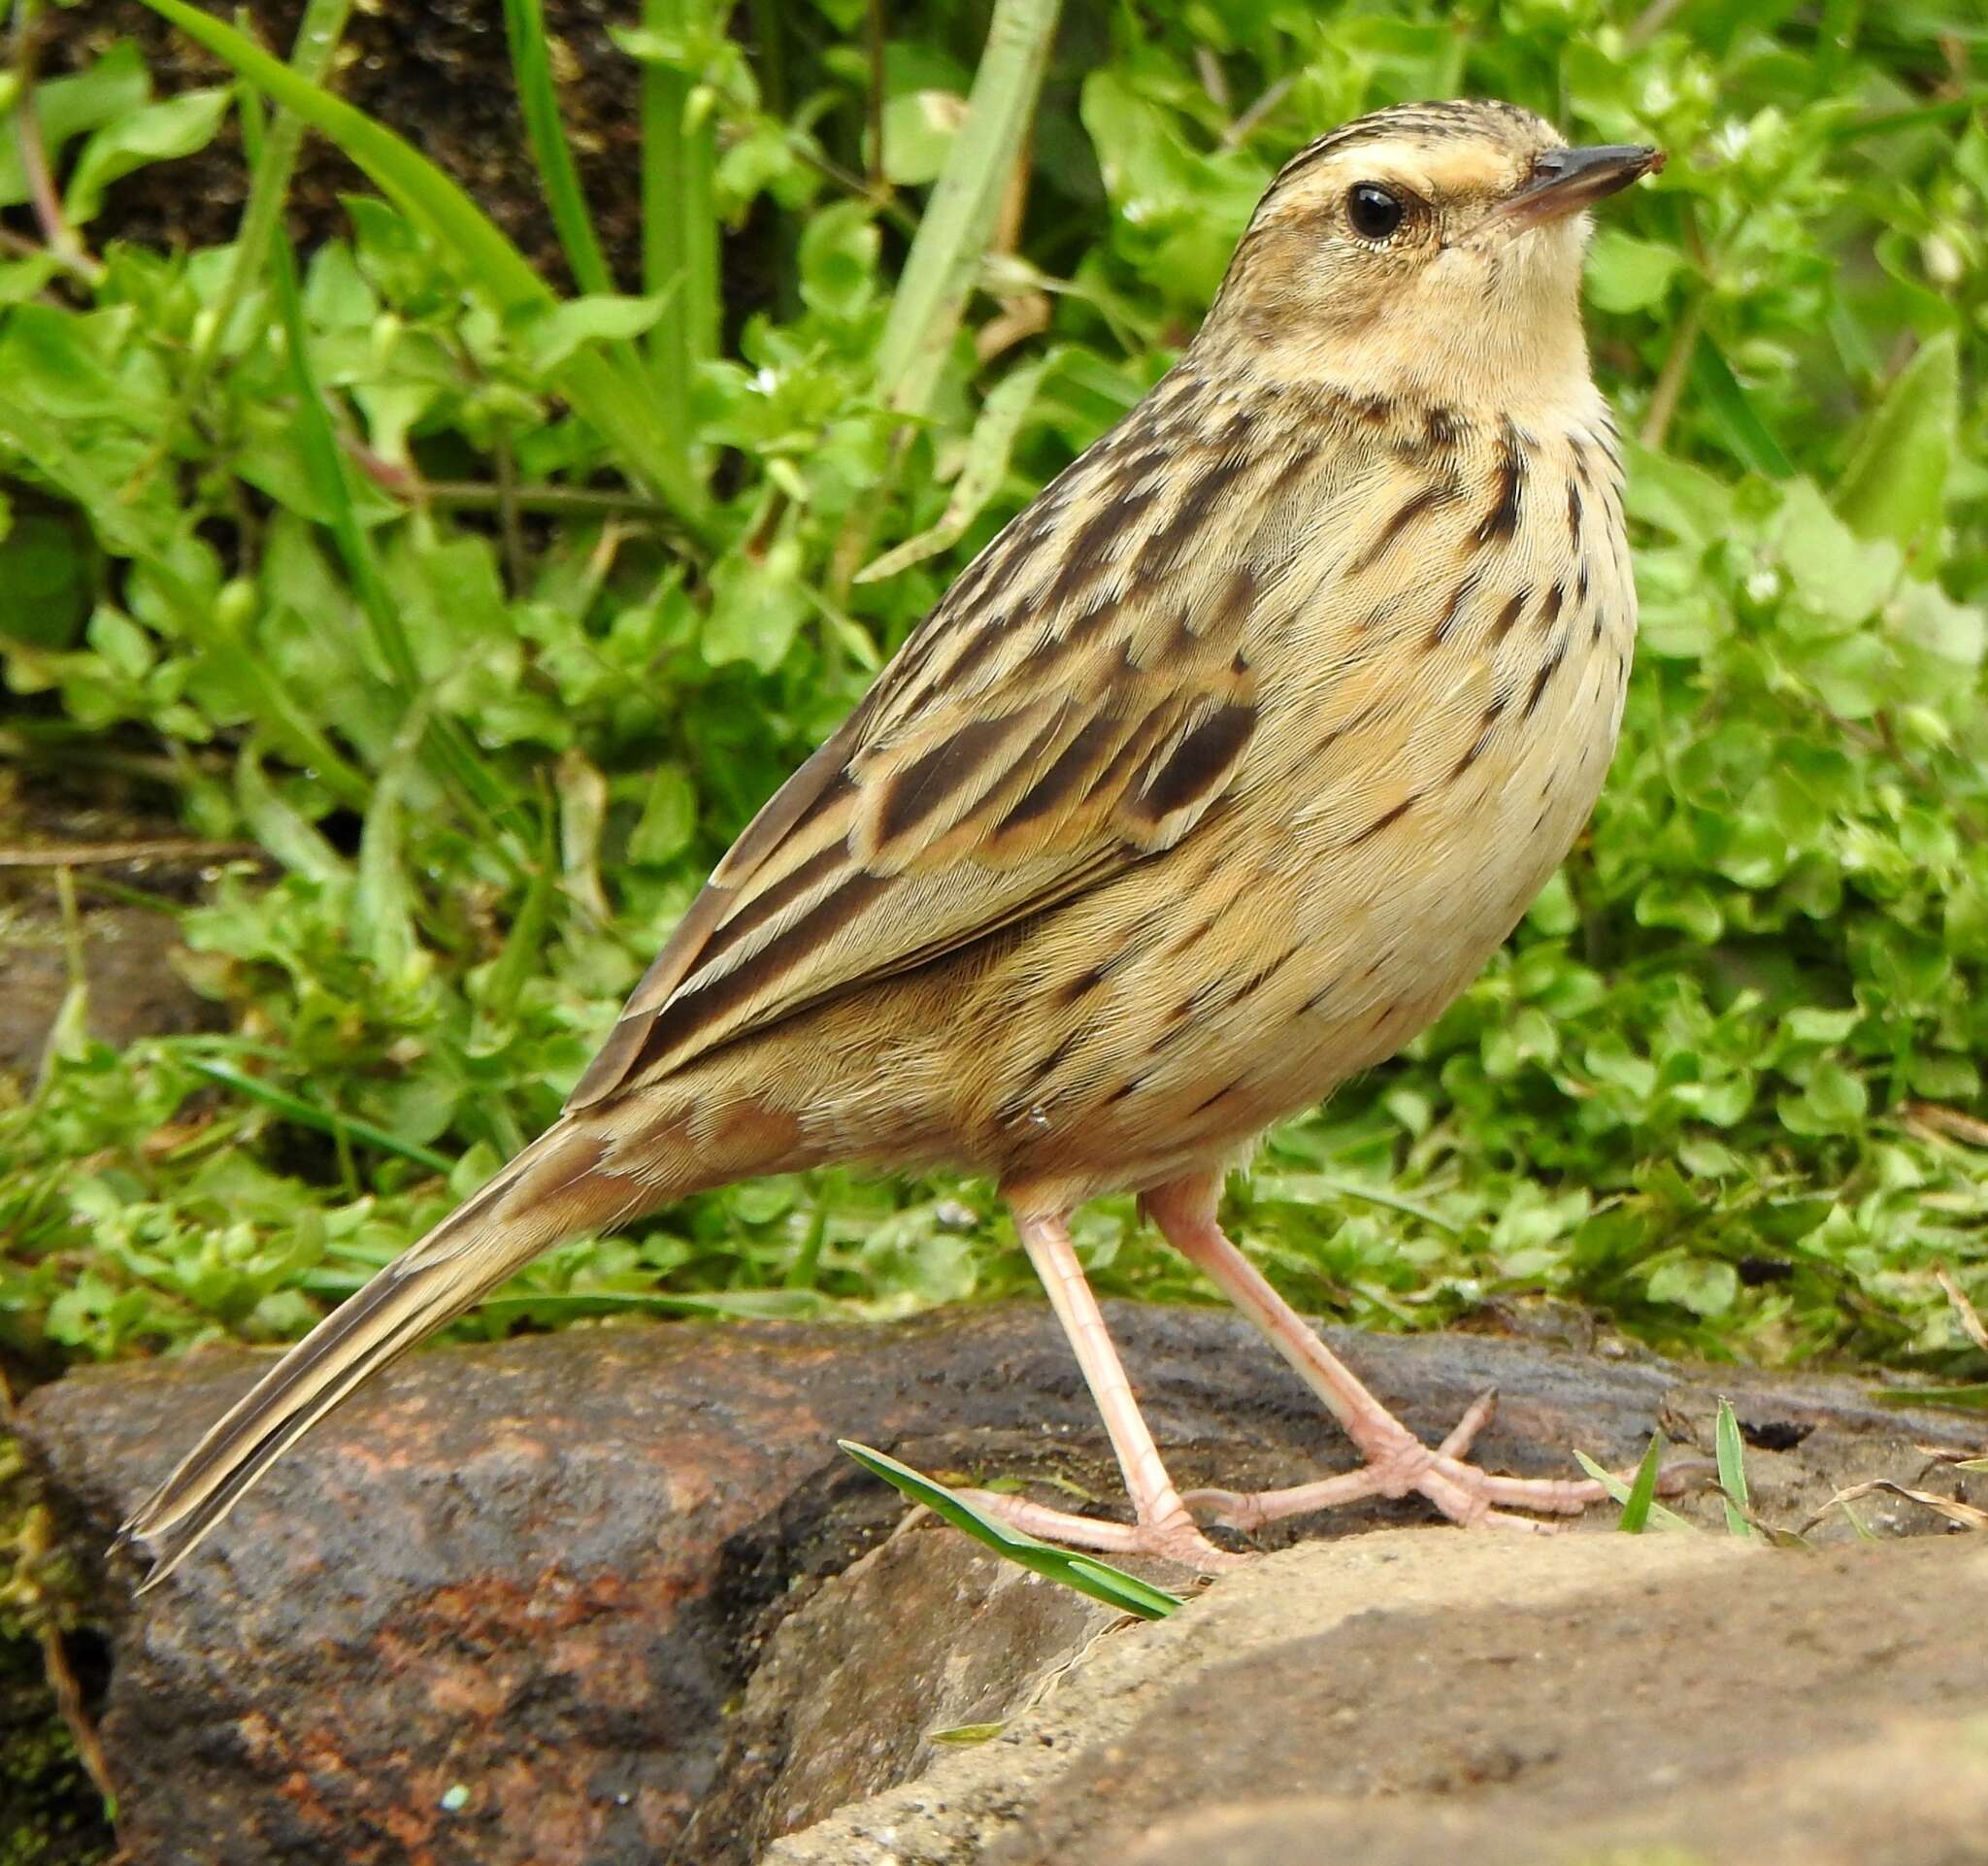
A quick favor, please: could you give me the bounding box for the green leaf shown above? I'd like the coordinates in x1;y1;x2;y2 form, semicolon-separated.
0;512;90;648
879;88;967;186
1834;331;1958;558
1691;339;1793;480
1618;1431;1667;1534
627;764;698;865
0;42;149;208
839;1440;1182;1619
520;294;669;373
1778;1059;1869;1136
1574;1444;1696;1534
704;532;811;672
1620;437;1733;546
1647;1257;1741;1316
1772;481;1902;625
1713;1397;1763;1541
1584;229;1683;314
63;86;236;225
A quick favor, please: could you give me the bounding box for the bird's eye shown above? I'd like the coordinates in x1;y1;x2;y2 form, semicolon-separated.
1346;183;1406;241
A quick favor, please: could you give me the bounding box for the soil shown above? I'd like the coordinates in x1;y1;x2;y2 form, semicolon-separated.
48;1;702;294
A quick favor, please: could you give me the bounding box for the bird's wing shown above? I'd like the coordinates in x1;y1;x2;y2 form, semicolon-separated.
568;383;1287;1110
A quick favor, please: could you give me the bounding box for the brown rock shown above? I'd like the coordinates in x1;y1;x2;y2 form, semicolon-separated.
772;1531;1988;1866
682;1531;1118;1864
0;902;222;1074
17;1304;1985;1863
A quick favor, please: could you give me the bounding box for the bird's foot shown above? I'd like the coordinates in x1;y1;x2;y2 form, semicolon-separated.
951;1486;1248;1573
1182;1388;1675;1535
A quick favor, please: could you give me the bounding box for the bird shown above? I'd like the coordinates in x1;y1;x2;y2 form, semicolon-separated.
118;99;1666;1587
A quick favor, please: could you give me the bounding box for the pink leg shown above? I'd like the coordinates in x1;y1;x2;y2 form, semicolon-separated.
1144;1175;1625;1533
951;1209;1243;1572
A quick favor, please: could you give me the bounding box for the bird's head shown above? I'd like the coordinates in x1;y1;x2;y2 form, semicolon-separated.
1199;100;1664;417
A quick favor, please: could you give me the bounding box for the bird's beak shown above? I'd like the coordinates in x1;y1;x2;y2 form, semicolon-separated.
1487;144;1666;233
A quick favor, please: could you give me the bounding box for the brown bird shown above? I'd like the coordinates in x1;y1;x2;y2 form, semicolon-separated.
120;100;1665;1585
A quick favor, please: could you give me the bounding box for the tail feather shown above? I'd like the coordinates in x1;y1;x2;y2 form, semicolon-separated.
118;1119;637;1591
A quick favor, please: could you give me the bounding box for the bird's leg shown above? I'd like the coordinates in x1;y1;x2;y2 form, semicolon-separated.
1143;1175;1619;1534
949;1209;1244;1573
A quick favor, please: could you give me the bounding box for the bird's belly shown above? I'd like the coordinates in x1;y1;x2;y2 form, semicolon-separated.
965;624;1629;1196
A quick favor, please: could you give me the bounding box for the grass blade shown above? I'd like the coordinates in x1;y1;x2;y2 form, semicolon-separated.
501;0;615;297
840;1440;1182;1618
1872;1382;1988;1410
1691;337;1794;480
872;0;1061;420
184;1056;455;1175
1618;1430;1665;1533
136;0;713;543
1574;1441;1697;1535
1712;1398;1763;1540
639;0;720;484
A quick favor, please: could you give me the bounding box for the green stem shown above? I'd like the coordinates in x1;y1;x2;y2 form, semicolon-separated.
833;0;1060;589
184;1057;456;1175
502;0;616;295
871;0;1061;419
642;0;721;484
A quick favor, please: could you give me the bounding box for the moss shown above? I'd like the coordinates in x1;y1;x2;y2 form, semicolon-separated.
0;1640;115;1866
0;1428;113;1866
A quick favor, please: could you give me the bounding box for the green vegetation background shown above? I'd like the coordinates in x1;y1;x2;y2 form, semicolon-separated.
0;0;1983;1847
6;0;1988;1398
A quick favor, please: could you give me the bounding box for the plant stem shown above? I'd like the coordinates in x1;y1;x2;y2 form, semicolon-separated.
833;0;1061;590
865;0;886;191
871;0;1060;418
502;0;616;295
9;0;91;276
643;0;720;484
1640;292;1703;452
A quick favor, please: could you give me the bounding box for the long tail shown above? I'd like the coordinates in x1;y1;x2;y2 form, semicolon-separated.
116;1117;645;1591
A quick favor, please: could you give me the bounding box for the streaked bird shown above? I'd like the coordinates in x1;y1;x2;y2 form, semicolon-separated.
121;100;1666;1585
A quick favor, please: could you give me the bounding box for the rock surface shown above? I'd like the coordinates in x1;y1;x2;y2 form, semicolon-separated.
768;1529;1988;1866
18;1303;1986;1864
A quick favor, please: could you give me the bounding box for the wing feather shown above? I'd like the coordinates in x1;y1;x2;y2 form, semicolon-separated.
568;372;1302;1112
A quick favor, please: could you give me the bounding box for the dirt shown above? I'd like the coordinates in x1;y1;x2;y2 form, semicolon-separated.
50;1;691;294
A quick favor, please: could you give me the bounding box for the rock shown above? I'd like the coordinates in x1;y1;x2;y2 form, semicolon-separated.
0;902;222;1075
679;1531;1116;1864
17;1304;1985;1863
0;776;243;1075
769;1530;1988;1866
